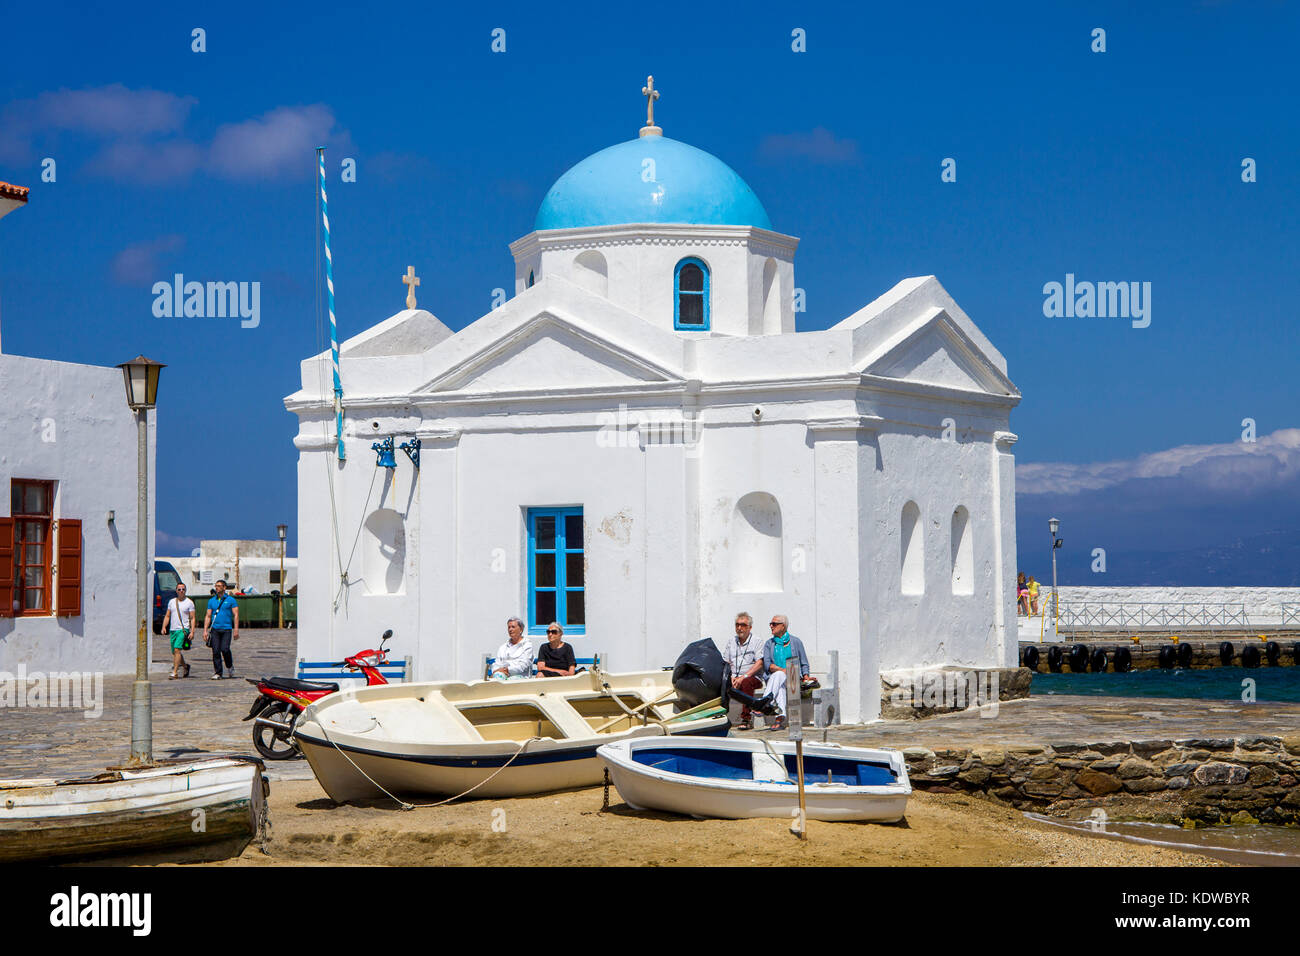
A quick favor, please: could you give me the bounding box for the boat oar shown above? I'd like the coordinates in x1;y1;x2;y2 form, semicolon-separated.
591;688;677;734
785;661;808;840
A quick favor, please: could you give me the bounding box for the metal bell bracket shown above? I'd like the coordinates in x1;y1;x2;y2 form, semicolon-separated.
399;437;421;469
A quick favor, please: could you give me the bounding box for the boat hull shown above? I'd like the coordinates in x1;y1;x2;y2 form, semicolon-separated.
292;669;733;803
295;718;729;803
597;738;911;822
0;757;267;864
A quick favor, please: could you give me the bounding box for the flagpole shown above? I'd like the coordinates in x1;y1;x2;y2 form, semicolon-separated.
317;146;345;462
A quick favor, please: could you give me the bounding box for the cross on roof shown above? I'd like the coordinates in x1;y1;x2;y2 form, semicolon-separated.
640;75;662;137
402;265;420;310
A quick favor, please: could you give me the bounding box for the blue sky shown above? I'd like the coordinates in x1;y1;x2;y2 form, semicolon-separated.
2;1;1297;582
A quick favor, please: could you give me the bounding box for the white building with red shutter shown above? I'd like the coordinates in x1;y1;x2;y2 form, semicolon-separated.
0;180;156;674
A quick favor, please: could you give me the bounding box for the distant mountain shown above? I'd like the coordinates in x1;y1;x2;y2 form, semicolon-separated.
1060;531;1300;587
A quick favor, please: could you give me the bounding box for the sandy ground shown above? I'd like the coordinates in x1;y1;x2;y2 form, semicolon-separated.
210;777;1222;867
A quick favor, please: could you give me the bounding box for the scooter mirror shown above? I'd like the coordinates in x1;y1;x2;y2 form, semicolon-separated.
382;629;393;642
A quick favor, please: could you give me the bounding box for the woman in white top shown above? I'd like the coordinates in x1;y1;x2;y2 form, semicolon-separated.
164;583;197;679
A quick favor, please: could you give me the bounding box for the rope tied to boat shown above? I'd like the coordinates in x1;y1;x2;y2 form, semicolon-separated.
315;719;543;811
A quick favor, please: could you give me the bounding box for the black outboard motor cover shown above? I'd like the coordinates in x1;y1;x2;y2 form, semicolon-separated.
671;639;777;716
672;639;728;709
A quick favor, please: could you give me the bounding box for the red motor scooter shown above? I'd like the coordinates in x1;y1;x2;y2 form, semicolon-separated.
243;629;393;759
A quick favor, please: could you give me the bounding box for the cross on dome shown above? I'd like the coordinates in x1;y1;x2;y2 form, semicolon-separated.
640;75;662;138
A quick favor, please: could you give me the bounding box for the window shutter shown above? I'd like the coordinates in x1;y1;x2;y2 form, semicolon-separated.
56;518;83;617
0;518;13;618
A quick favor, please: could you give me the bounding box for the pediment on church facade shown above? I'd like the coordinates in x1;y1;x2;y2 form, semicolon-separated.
419;309;684;395
862;307;1018;397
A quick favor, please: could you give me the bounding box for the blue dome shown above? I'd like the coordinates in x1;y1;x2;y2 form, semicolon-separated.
535;135;772;231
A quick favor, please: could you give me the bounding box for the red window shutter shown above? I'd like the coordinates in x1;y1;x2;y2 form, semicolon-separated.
0;517;13;618
56;518;83;617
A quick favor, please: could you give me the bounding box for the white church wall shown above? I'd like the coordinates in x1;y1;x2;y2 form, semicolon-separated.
866;413;1014;676
0;353;155;675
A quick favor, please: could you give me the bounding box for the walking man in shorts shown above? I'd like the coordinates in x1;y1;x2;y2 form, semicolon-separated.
163;582;195;679
202;579;240;679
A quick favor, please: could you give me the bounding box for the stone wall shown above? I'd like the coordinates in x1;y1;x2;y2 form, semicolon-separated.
904;734;1300;826
880;666;1032;719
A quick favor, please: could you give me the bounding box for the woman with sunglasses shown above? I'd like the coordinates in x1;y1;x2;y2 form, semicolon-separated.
536;622;576;677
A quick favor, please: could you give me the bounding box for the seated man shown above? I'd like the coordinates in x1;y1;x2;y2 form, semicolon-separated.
759;614;812;731
536;622;576;677
491;616;535;678
722;612;764;729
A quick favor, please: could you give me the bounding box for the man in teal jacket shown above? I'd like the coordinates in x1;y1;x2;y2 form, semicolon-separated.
759;614;810;731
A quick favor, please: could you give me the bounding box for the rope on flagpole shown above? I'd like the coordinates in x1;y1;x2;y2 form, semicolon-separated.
318;146;346;462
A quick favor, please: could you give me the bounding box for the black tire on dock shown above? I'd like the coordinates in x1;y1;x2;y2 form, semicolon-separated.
1176;642;1193;668
1265;641;1281;666
1090;648;1108;673
1241;644;1261;668
1068;644;1090;673
1113;646;1132;673
1157;645;1176;669
1022;645;1040;671
1047;645;1064;673
1219;641;1234;666
1293;642;1300;664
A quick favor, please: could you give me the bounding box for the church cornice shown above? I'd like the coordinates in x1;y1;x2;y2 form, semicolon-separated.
509;223;799;260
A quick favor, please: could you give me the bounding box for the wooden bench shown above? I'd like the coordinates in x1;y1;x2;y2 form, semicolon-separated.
296;656;412;683
482;653;605;680
737;650;840;728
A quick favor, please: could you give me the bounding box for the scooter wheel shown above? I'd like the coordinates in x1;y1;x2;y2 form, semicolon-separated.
252;701;301;760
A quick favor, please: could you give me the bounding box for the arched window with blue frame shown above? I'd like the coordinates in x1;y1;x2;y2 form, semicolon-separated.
674;257;709;330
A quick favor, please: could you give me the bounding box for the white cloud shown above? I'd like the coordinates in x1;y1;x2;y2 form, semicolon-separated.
1017;428;1300;496
110;235;186;286
0;84;349;183
208;105;348;180
758;127;860;165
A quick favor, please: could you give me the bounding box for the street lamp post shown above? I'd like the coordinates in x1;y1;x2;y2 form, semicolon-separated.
276;524;287;628
1049;517;1063;626
118;355;164;768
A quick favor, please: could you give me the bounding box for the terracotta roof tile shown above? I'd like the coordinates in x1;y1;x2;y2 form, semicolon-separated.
0;181;31;203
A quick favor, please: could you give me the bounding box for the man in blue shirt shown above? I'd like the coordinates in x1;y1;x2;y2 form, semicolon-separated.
202;579;240;679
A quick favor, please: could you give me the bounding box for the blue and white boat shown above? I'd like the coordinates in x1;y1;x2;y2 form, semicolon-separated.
596;736;911;822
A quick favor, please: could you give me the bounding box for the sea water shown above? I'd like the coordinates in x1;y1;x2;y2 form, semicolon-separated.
1025;813;1300;866
1030;666;1300;703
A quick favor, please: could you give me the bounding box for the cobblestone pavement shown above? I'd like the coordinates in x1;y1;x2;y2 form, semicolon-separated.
6;631;1300;782
0;628;314;782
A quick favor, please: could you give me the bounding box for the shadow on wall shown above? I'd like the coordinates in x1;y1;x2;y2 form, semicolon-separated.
363;509;406;595
732;492;782;593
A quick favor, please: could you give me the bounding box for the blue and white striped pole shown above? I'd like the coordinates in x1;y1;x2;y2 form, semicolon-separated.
318;146;345;462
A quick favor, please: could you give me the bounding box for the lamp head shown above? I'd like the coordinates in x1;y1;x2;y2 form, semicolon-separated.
117;355;165;410
1049;517;1060;537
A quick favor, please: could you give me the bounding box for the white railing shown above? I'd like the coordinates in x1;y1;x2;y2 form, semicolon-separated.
1056;601;1253;635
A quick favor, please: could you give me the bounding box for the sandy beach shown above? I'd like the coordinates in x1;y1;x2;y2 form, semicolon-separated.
209;777;1222;867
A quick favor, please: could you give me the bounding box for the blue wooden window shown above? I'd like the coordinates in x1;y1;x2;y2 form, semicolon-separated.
527;269;535;288
674;257;709;330
527;508;584;635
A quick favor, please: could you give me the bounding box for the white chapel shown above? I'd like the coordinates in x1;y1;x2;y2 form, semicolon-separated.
287;83;1022;722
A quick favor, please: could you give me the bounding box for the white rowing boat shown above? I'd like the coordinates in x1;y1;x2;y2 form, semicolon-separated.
292;668;730;803
0;756;268;863
596;737;911;822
